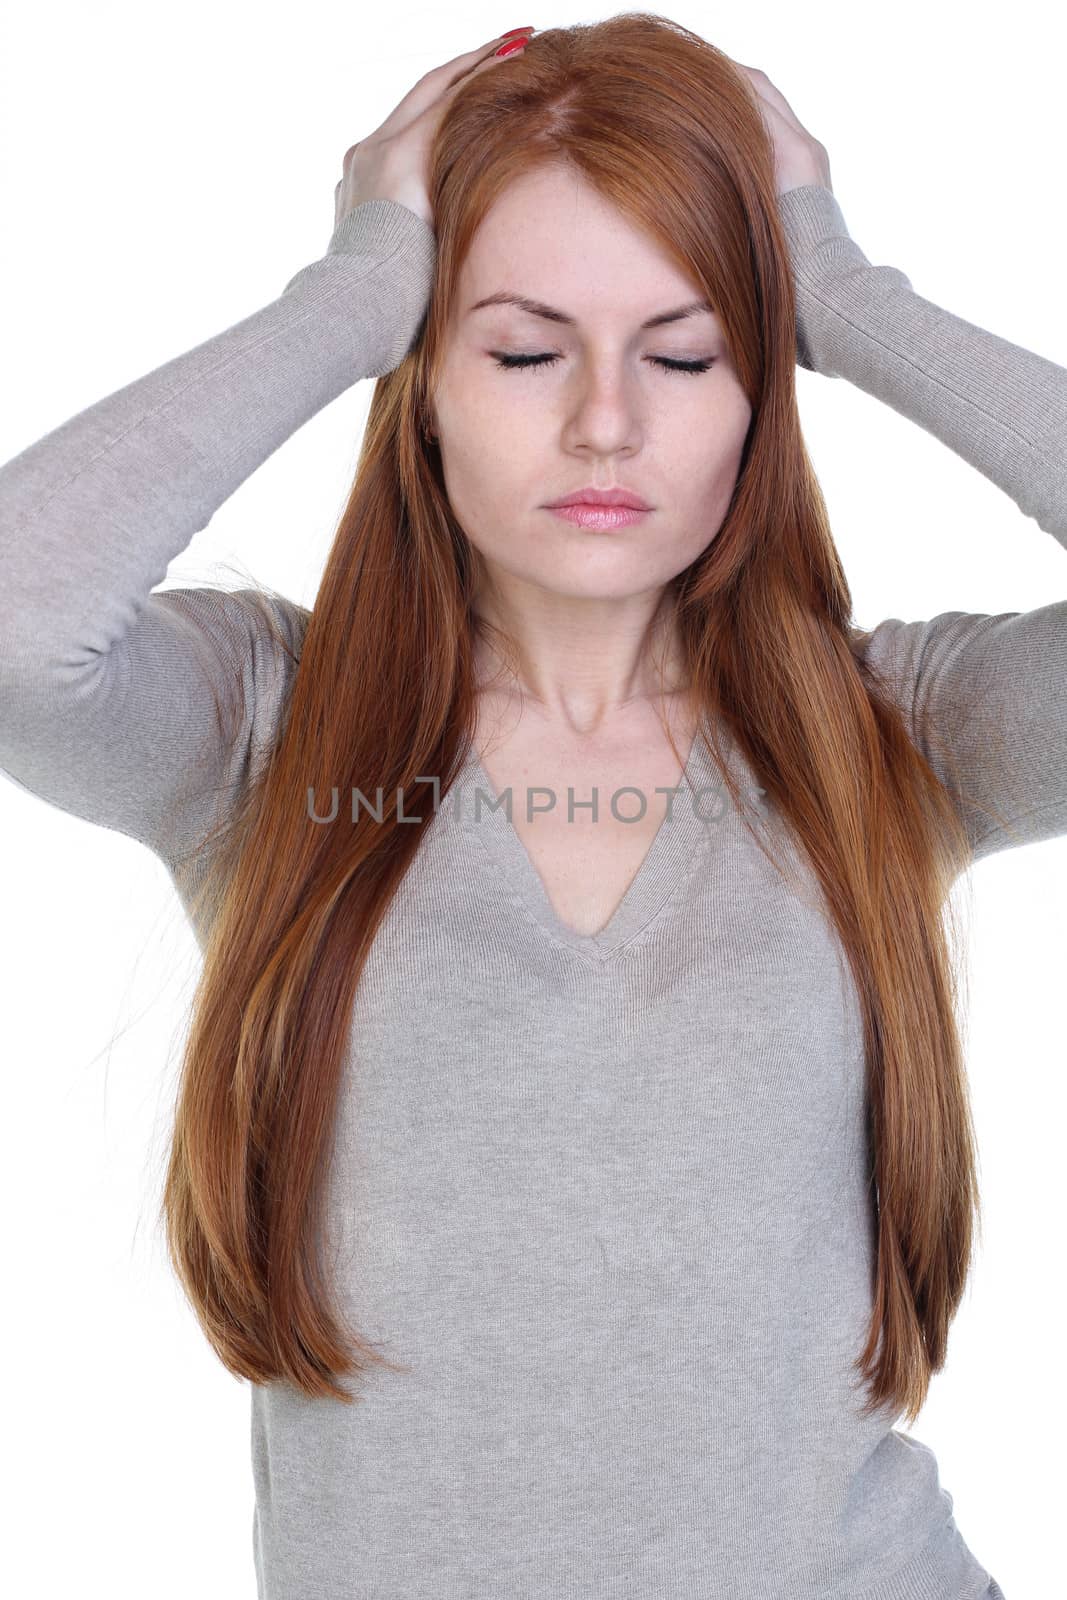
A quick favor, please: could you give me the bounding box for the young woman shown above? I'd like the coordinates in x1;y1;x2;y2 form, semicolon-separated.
1;15;1051;1598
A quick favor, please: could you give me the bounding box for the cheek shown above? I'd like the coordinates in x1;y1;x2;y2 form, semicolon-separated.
435;439;519;552
434;387;529;471
666;430;751;559
673;406;749;494
682;391;752;489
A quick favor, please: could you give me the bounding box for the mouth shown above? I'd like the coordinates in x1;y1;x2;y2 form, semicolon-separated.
544;504;650;530
544;488;652;511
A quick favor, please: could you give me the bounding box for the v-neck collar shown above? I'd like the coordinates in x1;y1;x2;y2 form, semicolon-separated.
451;715;744;963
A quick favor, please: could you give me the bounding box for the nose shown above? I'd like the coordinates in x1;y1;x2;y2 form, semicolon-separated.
561;364;644;454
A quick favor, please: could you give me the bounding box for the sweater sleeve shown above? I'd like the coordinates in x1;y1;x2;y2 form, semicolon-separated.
0;199;437;871
777;183;1067;863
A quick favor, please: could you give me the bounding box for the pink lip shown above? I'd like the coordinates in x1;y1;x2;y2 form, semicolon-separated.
547;504;649;530
544;486;652;510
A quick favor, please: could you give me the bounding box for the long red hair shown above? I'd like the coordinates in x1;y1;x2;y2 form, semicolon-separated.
163;13;985;1425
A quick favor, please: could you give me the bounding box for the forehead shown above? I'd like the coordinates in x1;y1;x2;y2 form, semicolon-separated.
458;165;710;319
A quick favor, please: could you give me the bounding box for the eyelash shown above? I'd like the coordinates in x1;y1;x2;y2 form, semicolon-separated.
490;352;714;377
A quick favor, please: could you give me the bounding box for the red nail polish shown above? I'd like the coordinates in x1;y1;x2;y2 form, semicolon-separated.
494;37;526;57
501;27;533;37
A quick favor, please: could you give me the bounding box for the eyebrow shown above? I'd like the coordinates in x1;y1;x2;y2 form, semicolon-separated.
466;291;716;329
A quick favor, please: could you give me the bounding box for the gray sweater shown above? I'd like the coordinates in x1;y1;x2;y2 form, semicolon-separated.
2;183;1062;1599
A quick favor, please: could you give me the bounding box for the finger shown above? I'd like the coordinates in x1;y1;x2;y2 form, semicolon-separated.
381;29;533;129
441;31;530;92
733;63;806;137
403;31;529;148
437;25;534;72
344;29;532;167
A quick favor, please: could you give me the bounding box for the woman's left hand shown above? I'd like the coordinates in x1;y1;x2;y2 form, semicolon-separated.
732;61;834;198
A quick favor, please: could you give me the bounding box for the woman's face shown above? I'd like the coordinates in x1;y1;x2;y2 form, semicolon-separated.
429;163;754;604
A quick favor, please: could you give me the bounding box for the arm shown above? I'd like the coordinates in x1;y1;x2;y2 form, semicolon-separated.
778;183;1067;538
777;183;1067;862
0;199;437;869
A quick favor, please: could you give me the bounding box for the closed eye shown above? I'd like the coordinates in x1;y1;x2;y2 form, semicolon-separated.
490;352;714;376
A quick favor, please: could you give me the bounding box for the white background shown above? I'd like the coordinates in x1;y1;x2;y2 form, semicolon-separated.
0;2;1063;1596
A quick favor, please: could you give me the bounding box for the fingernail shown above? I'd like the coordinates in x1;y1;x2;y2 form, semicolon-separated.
500;27;534;37
494;38;526;57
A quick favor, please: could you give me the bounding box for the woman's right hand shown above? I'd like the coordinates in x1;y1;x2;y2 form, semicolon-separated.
333;27;533;233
